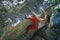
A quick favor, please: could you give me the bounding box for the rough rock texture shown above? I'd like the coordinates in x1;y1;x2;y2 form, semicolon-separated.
0;20;33;40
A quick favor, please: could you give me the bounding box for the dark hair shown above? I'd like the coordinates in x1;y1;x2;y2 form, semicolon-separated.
47;14;50;23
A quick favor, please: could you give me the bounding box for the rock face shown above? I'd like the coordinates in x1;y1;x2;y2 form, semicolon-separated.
0;0;49;40
0;20;33;40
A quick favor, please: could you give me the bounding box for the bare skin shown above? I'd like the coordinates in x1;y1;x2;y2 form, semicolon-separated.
30;8;47;24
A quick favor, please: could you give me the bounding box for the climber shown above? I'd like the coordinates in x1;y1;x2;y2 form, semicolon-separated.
25;7;47;35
